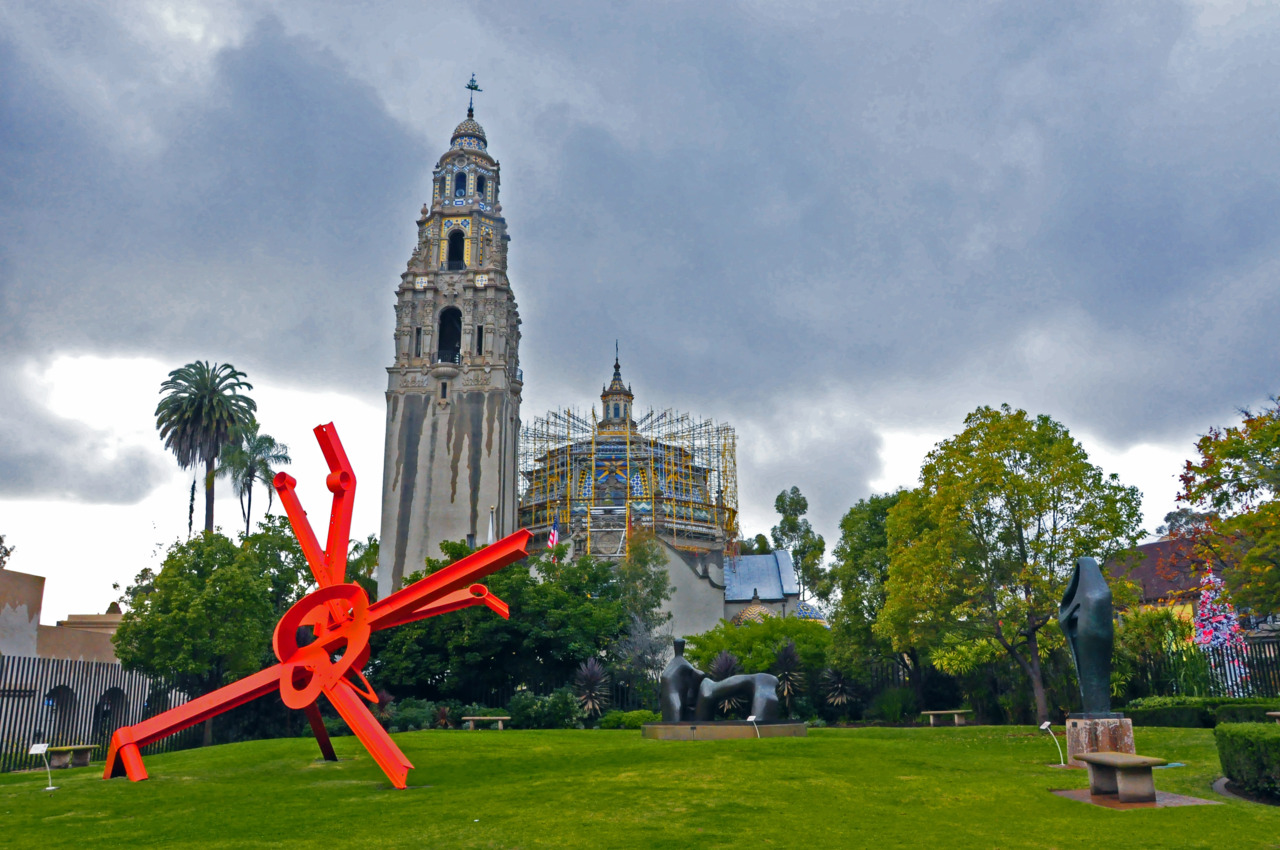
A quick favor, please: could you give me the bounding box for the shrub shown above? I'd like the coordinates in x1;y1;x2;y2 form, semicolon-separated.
1216;722;1280;800
598;709;659;729
621;710;660;729
598;709;627;729
507;687;585;729
1215;704;1280;724
867;687;917;723
322;716;351;737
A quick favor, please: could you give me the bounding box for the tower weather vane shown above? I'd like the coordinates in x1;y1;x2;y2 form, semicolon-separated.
466;73;482;113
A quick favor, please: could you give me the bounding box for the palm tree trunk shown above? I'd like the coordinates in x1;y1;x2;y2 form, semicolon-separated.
245;480;253;538
204;458;215;534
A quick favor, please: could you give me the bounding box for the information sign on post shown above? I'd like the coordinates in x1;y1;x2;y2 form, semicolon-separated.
29;743;56;791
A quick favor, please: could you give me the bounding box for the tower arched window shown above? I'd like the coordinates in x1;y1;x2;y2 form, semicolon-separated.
437;308;462;364
613;403;620;419
447;230;466;270
454;172;467;198
476;175;487;199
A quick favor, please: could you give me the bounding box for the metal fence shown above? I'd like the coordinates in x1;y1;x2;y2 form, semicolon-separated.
0;656;195;774
1131;639;1280;699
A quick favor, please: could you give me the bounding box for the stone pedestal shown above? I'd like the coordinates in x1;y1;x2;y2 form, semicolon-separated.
1065;715;1134;768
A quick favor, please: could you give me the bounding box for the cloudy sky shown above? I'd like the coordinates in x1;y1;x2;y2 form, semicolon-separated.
4;1;1279;621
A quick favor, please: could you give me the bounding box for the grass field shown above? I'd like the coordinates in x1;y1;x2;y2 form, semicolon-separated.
2;726;1277;849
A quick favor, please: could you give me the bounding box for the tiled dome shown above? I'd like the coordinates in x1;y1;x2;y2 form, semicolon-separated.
792;600;830;628
731;603;775;626
451;111;487;149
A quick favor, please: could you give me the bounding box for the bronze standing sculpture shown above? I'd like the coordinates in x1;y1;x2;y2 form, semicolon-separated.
1058;556;1119;717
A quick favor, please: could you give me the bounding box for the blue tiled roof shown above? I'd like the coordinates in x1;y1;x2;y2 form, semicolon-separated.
725;551;800;602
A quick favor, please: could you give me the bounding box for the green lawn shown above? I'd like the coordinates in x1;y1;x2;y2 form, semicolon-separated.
2;726;1277;849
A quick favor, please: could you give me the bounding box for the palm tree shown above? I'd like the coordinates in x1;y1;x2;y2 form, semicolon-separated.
155;362;257;534
216;419;291;537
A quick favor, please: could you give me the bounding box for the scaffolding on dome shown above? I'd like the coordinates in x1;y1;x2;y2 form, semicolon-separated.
518;405;738;559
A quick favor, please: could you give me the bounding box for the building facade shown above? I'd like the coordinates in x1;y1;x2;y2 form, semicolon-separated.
377;104;523;598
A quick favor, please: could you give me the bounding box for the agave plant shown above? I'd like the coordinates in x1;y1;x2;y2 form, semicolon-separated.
772;640;805;710
573;657;612;718
434;704;453;729
708;650;744;715
822;668;854;708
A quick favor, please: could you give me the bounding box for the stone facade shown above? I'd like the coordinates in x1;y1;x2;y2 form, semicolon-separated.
376;107;522;599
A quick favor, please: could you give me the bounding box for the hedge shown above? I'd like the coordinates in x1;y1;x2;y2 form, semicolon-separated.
1121;697;1280;728
1215;704;1280;724
1123;705;1210;728
1215;722;1280;800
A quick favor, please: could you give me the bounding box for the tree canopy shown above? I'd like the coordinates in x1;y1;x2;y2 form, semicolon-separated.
771;486;825;599
369;540;670;701
113;533;274;744
825;491;911;674
1177;396;1280;615
875;404;1144;723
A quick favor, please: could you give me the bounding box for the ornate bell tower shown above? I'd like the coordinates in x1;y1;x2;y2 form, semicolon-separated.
377;84;522;598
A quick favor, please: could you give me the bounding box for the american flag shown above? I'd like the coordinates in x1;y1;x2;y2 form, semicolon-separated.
547;518;560;563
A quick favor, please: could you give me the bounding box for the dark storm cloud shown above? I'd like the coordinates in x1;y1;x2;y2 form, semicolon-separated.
4;1;1280;528
0;14;427;500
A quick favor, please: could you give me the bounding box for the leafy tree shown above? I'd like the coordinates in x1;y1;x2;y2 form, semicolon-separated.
369;542;649;701
241;514;315;616
216;419;291;538
1177;396;1280;614
876;405;1144;724
0;533;12;569
825;491;931;695
771;487;826;599
155;362;256;534
616;530;674;630
685;616;831;674
112;533;274;746
737;534;772;556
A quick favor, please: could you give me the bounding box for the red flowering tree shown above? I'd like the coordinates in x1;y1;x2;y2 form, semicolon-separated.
1192;572;1249;696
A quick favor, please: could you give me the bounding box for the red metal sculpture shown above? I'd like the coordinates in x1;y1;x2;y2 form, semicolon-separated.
103;423;529;789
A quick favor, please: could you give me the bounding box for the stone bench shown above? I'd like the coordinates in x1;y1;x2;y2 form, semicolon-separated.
47;745;96;769
462;715;510;730
1267;711;1280;724
921;710;972;727
1075;751;1167;803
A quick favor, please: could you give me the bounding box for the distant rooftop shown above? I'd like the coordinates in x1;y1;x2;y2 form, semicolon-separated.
725;550;800;602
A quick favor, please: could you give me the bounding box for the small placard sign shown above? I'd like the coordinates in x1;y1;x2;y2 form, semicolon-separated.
29;743;48;756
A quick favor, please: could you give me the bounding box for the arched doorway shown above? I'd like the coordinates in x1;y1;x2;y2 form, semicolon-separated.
92;687;129;742
437;308;462;364
143;689;170;720
43;685;77;744
447;230;466;270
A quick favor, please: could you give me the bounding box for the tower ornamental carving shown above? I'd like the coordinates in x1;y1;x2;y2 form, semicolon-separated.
377;86;523;598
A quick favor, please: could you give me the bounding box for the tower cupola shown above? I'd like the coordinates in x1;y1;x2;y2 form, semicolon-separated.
600;352;634;427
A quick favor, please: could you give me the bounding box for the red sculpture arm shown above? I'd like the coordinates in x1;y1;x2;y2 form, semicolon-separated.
315;422;356;586
375;584;511;630
368;529;529;631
